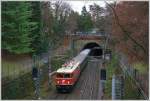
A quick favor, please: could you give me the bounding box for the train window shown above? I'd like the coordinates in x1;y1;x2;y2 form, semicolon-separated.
64;74;70;78
56;73;64;78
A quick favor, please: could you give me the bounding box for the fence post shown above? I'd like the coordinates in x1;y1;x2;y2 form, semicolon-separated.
112;75;116;100
48;49;52;87
112;75;124;99
120;75;124;98
32;55;41;99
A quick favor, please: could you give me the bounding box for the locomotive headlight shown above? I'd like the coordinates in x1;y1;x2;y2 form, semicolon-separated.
57;81;60;84
62;80;65;83
67;81;70;84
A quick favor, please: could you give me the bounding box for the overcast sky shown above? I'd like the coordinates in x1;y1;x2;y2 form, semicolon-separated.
51;0;108;14
65;1;106;14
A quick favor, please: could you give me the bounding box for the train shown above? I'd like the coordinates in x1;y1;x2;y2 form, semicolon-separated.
54;49;91;92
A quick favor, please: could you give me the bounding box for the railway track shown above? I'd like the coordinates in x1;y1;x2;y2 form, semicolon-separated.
79;61;92;99
53;93;68;99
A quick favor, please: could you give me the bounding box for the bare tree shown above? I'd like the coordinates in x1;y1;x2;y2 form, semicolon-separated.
105;1;147;54
66;11;79;34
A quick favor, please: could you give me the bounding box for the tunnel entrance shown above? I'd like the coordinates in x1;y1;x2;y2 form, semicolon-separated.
82;42;100;50
82;42;103;56
90;47;103;56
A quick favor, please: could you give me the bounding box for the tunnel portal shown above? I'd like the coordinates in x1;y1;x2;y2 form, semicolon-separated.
82;42;103;56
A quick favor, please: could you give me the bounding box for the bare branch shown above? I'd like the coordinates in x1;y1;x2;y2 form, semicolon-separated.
105;1;147;54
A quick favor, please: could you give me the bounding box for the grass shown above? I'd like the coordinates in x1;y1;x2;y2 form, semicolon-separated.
123;77;141;99
132;62;148;74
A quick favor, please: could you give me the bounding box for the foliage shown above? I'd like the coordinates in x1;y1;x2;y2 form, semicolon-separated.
78;6;93;32
105;53;142;99
132;62;148;74
66;11;80;34
107;2;149;97
110;1;148;63
1;1;54;55
89;4;105;31
41;1;73;51
51;49;72;71
2;2;36;54
52;1;72;34
30;2;44;54
123;77;141;99
2;73;34;99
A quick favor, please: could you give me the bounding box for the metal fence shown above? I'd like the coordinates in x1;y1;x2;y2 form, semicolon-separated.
2;63;33;81
2;52;50;99
2;47;73;99
2;59;50;99
112;75;124;100
117;52;148;99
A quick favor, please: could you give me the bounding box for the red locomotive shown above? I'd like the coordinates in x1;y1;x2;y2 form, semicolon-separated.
54;49;91;92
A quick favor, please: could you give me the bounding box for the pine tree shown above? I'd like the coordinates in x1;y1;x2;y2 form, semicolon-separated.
2;2;36;54
30;2;43;54
79;6;93;32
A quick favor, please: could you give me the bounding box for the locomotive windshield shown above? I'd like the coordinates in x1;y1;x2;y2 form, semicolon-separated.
56;73;64;78
56;73;72;78
63;74;69;78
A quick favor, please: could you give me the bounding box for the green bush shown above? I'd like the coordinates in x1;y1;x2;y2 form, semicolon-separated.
2;73;34;99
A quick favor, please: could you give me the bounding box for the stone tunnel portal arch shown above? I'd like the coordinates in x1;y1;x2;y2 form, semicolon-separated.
82;42;103;56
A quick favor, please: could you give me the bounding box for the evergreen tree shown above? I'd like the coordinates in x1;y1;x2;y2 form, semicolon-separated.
2;2;37;54
81;6;88;16
78;6;93;32
30;2;43;54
